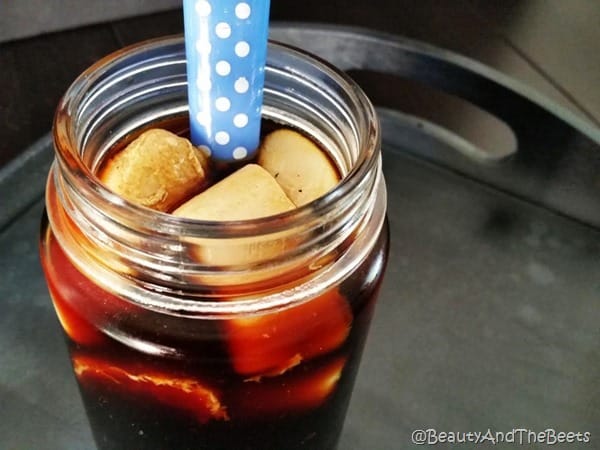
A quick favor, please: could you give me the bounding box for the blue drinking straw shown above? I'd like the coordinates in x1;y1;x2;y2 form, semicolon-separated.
183;0;271;163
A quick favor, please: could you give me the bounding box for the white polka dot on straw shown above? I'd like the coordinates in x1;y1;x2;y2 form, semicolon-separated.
196;110;210;126
215;97;231;112
198;144;212;157
215;131;230;145
215;60;231;76
233;146;248;159
195;0;211;16
196;74;212;91
235;41;250;57
235;2;251;19
234;77;249;93
233;113;248;128
215;22;231;39
195;39;211;54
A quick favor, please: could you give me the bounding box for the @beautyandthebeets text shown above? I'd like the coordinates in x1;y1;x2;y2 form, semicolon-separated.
411;428;592;446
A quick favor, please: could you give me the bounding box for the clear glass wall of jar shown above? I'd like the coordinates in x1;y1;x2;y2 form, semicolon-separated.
40;37;389;450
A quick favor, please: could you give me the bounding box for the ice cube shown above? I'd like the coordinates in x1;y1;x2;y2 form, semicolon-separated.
225;287;352;377
258;129;340;206
72;354;229;423
173;164;295;221
173;164;296;267
230;356;346;418
99;129;209;212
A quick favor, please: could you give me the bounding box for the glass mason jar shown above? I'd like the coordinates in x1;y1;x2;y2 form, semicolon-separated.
40;36;388;450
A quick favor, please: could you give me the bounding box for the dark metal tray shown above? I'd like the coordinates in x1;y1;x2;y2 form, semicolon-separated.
1;25;598;449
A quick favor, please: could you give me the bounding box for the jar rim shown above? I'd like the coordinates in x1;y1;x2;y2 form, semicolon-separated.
53;35;380;237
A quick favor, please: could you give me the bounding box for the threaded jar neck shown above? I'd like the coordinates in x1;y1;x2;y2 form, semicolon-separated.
48;37;384;317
